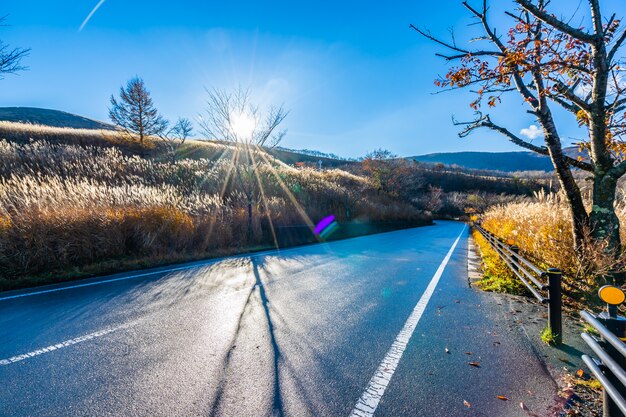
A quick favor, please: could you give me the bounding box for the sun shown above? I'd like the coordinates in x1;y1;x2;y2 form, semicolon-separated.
231;112;256;140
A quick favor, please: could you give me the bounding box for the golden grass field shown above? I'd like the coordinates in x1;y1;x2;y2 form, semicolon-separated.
0;122;429;289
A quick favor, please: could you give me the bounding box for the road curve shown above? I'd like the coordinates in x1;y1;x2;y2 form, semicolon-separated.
0;221;558;416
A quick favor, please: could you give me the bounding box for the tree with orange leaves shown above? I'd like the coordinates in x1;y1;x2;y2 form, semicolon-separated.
414;0;626;277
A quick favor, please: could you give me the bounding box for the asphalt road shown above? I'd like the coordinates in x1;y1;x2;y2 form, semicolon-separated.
0;221;559;416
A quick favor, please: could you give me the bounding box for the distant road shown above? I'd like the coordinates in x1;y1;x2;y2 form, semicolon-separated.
0;221;558;416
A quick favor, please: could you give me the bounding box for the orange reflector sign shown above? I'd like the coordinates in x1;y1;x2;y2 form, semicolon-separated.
598;285;626;306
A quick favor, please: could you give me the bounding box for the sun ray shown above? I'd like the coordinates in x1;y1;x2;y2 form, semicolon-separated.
204;144;239;247
255;146;321;242
246;144;279;249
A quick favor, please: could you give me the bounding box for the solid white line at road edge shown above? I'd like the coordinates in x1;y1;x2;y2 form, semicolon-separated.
349;225;466;417
0;322;135;366
0;235;332;302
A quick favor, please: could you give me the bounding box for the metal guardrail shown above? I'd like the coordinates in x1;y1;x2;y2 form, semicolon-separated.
474;224;563;344
581;309;626;417
475;224;626;415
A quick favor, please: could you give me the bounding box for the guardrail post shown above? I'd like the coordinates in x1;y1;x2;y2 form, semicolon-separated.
546;268;562;345
510;245;519;271
598;312;626;417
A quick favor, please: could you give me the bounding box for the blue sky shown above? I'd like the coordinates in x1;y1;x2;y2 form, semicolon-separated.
1;0;622;157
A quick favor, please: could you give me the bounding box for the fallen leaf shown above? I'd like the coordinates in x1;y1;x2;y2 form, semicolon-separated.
576;369;585;378
463;400;471;408
465;352;473;355
468;361;480;367
496;395;508;401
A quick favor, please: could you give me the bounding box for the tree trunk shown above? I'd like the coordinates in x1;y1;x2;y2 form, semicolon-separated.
541;117;589;251
590;173;623;283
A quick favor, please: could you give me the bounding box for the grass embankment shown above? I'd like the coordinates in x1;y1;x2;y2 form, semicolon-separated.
475;190;626;310
0;125;430;291
471;228;527;295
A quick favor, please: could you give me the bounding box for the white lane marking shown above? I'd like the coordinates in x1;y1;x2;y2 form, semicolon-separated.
0;322;135;366
0;265;210;302
0;238;333;302
349;225;466;417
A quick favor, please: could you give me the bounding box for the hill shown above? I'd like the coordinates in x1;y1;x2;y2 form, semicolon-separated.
0;106;352;168
0;121;430;289
0;107;115;130
409;151;554;172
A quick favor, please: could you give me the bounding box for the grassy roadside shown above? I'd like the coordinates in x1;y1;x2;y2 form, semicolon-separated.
471;225;605;416
0;220;430;293
470;228;527;295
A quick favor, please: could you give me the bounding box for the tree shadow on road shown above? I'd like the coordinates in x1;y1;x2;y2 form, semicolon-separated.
252;256;284;417
208;255;285;417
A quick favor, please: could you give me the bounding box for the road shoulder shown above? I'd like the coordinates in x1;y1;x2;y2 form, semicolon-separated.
467;235;598;416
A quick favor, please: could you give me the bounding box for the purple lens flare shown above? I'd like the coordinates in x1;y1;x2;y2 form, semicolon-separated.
314;215;336;235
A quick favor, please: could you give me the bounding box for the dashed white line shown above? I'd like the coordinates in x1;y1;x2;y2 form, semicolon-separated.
0;322;135;366
349;226;466;417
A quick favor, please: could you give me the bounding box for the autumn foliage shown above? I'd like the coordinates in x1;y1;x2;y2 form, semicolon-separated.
416;0;626;272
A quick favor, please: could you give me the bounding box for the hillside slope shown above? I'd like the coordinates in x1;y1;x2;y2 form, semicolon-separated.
0;122;429;289
0;107;115;130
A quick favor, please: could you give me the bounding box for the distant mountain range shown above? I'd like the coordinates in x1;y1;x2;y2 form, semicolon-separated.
409;146;590;172
0;107;116;130
409;151;554;172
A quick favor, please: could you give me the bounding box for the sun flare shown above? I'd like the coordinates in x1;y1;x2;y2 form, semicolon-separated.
231;112;256;140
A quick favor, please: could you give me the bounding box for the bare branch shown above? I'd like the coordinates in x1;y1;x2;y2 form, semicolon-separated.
549;77;591;110
435;50;503;60
608;27;626;62
411;24;478;56
0;16;29;79
588;0;603;36
455;113;593;171
515;0;596;42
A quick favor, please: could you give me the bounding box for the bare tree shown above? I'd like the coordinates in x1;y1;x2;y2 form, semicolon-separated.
199;87;288;239
162;117;193;164
109;77;167;143
414;0;626;274
0;16;29;80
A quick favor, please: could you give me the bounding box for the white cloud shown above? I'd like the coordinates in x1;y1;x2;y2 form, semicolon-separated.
575;83;592;98
520;124;543;140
